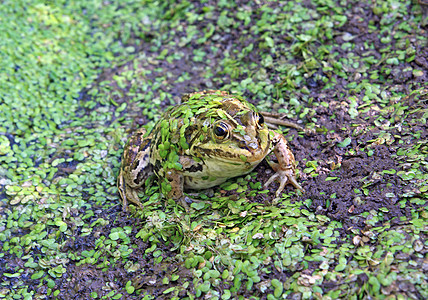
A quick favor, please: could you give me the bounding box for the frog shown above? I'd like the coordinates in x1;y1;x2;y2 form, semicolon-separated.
117;90;304;211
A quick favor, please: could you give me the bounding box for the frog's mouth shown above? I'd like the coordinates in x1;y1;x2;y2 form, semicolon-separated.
195;134;270;164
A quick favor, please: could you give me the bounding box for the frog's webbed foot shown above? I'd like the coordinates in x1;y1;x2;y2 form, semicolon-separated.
120;184;145;212
118;168;147;211
264;163;304;197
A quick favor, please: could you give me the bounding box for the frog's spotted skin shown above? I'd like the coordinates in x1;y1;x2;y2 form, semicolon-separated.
117;90;303;211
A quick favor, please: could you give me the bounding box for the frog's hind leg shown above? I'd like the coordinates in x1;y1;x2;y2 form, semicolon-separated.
118;172;146;211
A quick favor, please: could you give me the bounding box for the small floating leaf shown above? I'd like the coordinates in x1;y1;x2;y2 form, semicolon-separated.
337;137;351;147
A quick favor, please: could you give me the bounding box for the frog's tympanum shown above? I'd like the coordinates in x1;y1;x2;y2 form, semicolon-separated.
117;90;303;211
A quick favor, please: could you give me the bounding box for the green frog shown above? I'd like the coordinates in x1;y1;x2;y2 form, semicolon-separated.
117;90;303;211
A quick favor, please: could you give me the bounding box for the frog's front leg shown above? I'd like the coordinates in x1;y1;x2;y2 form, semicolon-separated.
264;131;304;196
164;154;203;211
164;169;192;211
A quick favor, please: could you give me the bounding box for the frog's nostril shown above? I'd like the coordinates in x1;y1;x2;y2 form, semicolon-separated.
238;141;247;149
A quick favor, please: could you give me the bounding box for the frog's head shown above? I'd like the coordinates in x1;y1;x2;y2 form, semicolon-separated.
188;92;271;166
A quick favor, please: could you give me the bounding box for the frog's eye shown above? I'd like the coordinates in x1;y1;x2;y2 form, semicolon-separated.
214;122;230;139
256;112;264;128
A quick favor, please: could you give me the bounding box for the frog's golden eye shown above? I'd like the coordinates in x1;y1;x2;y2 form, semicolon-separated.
256;112;264;128
214;122;230;140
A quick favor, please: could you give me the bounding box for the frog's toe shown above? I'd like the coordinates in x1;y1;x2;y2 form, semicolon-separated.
288;176;304;193
178;196;191;212
178;195;203;212
264;173;280;189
